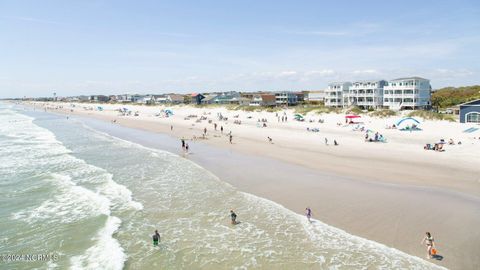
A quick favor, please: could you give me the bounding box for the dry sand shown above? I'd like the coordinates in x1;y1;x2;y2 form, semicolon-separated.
27;102;480;269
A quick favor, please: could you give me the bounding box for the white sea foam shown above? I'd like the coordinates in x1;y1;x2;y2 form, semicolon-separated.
70;216;126;270
11;173;111;224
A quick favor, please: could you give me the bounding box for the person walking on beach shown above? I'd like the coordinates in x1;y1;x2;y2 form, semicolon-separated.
204;127;207;136
170;125;173;131
324;137;328;145
421;232;435;259
152;230;160;246
221;126;224;134
305;207;312;222
230;210;237;225
229;134;233;144
214;123;217;131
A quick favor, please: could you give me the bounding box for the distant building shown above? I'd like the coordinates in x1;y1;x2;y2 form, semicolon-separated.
275;92;298;106
90;95;109;102
325;82;352;108
201;94;219;105
167;94;185;104
346;80;386;109
191;93;205;105
383;77;431;110
250;94;276;106
115;94;129;102
459;99;480;123
214;91;241;104
305;90;325;103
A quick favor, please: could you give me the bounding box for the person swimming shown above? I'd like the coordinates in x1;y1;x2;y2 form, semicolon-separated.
152;230;160;246
230;210;237;225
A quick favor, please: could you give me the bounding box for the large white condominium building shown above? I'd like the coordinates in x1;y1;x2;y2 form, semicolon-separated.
383;77;431;110
344;80;387;109
325;82;352;107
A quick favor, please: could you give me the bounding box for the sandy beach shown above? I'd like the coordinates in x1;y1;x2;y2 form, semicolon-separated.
28;101;480;269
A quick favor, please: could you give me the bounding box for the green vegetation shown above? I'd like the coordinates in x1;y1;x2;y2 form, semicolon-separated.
369;109;398;118
432;85;480;109
345;106;363;115
294;105;340;115
408;110;456;122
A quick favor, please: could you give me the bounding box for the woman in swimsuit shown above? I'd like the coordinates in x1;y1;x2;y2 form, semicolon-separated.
421;232;435;259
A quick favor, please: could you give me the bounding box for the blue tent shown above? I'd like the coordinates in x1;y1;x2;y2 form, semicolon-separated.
165;109;174;116
97;106;103;111
396;117;420;126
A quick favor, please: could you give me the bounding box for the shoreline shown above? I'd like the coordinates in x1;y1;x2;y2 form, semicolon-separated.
21;102;480;269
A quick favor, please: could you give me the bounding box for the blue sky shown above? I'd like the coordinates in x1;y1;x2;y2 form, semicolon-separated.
1;0;479;98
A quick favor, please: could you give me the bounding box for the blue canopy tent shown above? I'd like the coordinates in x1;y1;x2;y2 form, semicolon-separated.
97;106;103;111
396;117;422;131
396;117;420;126
165;109;174;116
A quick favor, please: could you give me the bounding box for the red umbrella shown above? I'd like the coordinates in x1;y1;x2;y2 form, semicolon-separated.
345;115;361;119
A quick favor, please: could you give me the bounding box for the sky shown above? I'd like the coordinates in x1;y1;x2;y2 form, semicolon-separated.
0;0;479;98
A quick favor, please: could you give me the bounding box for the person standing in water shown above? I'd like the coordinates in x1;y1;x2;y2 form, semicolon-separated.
421;232;435;259
185;143;189;153
305;207;312;222
152;230;160;246
230;210;237;225
181;138;185;150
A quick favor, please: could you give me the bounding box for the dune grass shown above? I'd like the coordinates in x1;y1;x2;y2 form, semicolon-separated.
408;110;456;122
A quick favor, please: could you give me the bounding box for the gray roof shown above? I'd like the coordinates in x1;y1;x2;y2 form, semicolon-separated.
351;79;386;83
459;99;480;106
390;77;428;81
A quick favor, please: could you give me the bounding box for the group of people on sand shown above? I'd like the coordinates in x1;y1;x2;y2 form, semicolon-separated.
365;131;385;142
424;138;462;152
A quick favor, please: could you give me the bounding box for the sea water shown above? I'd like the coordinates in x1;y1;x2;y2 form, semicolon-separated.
0;103;444;270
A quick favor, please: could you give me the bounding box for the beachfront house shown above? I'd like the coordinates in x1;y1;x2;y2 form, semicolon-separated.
345;80;387;109
383;77;431;110
305;90;326;103
213;91;242;104
167;94;185;104
116;94;132;102
250;94;276;106
90;95;110;102
78;95;90;102
459;99;480;123
275;92;298;106
325;82;352;108
191;93;205;105
201;94;220;105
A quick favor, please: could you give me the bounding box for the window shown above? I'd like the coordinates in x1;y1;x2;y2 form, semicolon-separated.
466;112;480;123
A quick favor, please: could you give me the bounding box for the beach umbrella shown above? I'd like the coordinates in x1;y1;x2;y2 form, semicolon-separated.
396;117;420;127
345;115;361;119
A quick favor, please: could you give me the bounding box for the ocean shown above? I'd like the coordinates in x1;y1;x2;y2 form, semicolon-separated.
0;103;443;270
